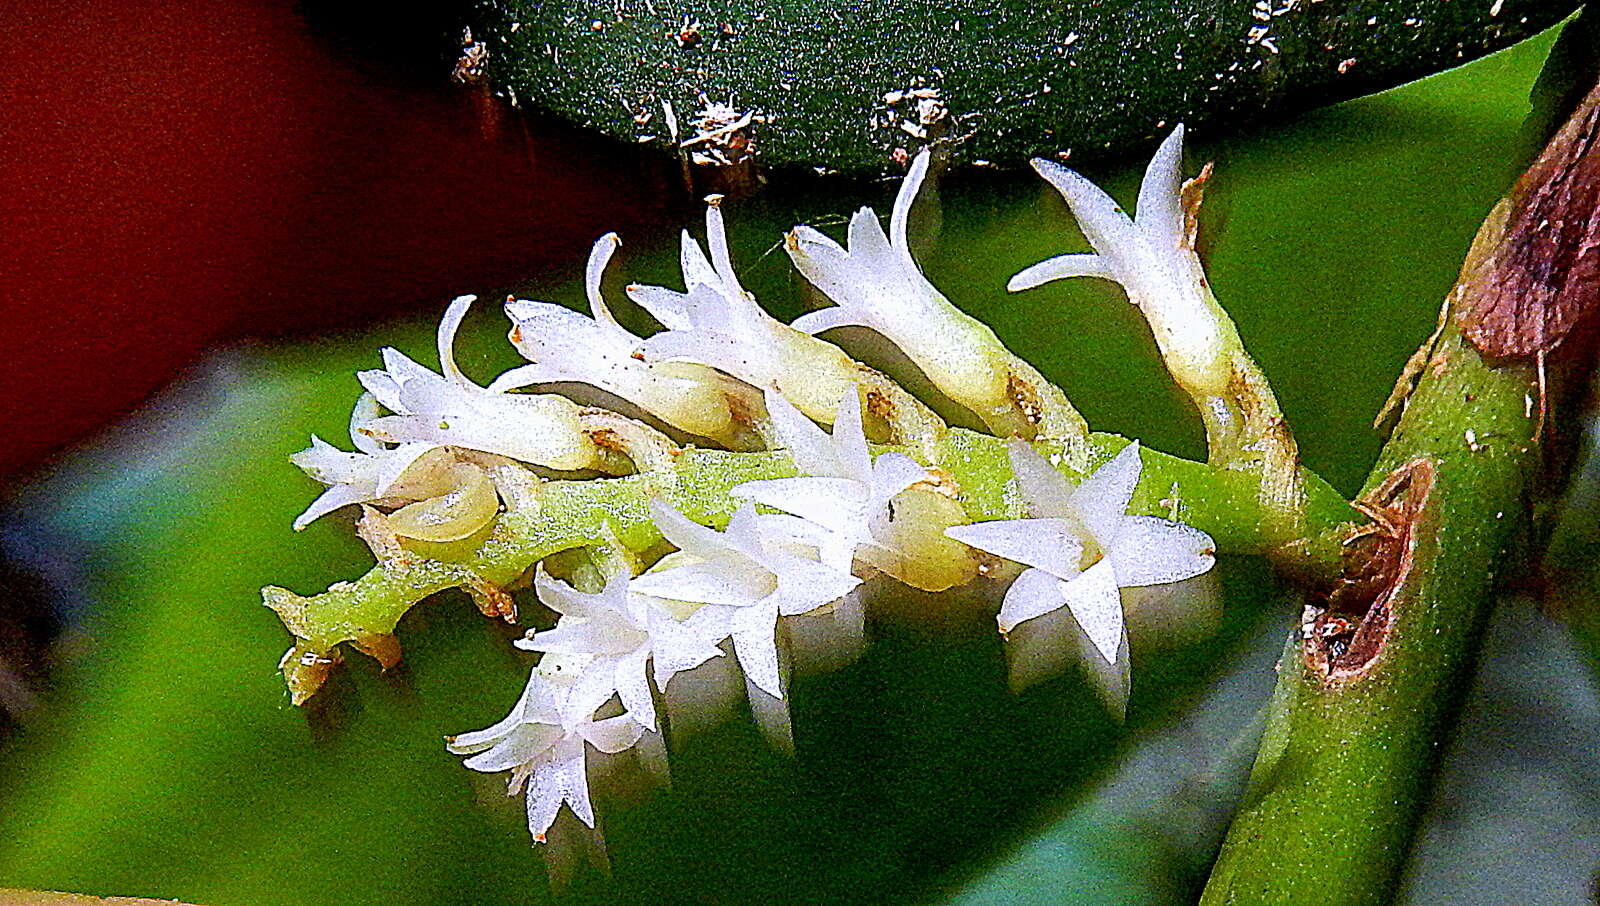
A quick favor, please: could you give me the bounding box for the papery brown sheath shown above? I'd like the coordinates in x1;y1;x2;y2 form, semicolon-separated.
1460;77;1600;381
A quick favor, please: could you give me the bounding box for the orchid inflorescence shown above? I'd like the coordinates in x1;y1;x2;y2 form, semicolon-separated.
267;125;1330;862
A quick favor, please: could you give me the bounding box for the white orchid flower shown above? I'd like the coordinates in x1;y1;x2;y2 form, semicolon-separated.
731;388;928;574
488;234;741;444
446;669;644;844
625;203;792;391
785;151;1016;413
623;202;890;430
353;295;601;471
289;392;479;531
628;501;861;698
515;568;727;732
944;441;1215;713
1010;124;1241;401
784;150;1088;447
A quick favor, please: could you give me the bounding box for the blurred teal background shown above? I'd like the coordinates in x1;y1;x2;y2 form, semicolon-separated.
0;21;1591;906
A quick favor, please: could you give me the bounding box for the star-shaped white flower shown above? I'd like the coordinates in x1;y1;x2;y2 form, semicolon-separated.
446;669;644;844
731;388;928;574
944;440;1215;712
487;234;739;443
784;149;1016;423
515;568;727;732
624;203;793;391
628;501;861;698
354;295;599;471
290;391;433;529
1010;124;1237;399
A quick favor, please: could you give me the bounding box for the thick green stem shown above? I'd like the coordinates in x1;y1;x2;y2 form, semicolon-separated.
265;428;1355;703
1199;80;1600;898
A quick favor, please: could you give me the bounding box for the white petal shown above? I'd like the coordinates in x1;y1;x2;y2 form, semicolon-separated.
516;619;614;657
614;648;657;730
580;713;645;754
563;657;623;724
1070;442;1144;545
629;559;772;608
624;283;694;331
1135;124;1187;270
1110;515;1216;586
870;452;931;501
356;366;407;414
785;223;862;312
1007;253;1115;292
1059;557;1124;664
829;388;872;480
292;484;370;530
679;229;719;292
646;500;735;561
584;233;623;329
789;307;862;335
945;518;1084;580
641;330;768;387
890;150;931;255
483;362;556;393
733;476;866;534
703;204;745;296
437;295;476;386
1029;159;1148;276
1005;439;1076;519
761;387;838;475
462;722;562;773
646;608;727;686
728;600;783;698
529;744;591;836
845;205;898;277
996;566;1070;634
532;568;616;621
770;553;862;616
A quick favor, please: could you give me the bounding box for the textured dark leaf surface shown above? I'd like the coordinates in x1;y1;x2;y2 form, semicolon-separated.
471;0;1574;173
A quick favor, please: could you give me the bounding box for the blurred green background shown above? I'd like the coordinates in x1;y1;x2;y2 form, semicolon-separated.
0;20;1593;906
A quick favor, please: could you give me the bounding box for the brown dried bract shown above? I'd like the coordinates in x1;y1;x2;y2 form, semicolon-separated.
1304;458;1435;681
279;643;341;706
1180;161;1215;254
466;576;518;623
1006;372;1044;426
1461;80;1600;360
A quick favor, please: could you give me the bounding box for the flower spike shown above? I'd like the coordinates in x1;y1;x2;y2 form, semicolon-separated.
1016;126;1307;541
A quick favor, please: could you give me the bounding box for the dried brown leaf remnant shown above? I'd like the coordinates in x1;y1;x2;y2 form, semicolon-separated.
1461;80;1600;360
1303;458;1434;681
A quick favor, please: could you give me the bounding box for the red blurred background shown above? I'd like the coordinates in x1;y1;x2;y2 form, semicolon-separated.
0;0;680;480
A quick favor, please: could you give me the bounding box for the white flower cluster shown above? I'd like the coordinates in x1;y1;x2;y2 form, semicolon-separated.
290;126;1227;854
448;387;931;846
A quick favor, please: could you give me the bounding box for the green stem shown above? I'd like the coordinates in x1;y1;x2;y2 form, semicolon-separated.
1199;79;1600;900
265;428;1355;703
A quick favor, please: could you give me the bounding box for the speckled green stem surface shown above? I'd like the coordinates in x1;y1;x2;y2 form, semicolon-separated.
1198;161;1568;906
